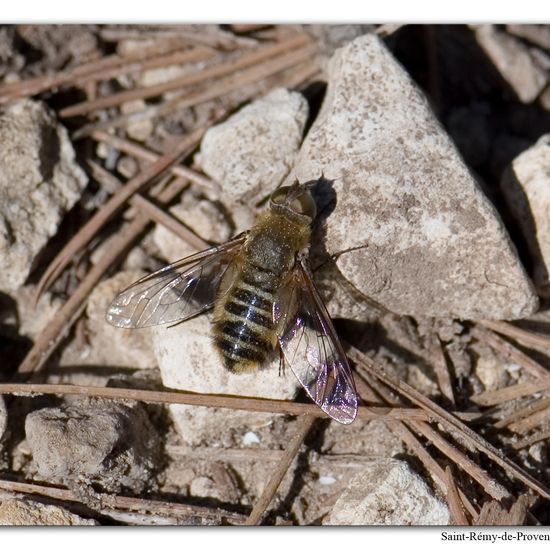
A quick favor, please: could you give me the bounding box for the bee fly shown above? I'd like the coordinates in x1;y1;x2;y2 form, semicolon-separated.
106;180;358;424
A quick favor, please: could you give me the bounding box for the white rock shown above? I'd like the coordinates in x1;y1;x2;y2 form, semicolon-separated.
197;88;308;203
291;33;538;320
0;100;87;292
0;498;98;526
501;134;550;297
475;25;548;104
25;400;160;493
153;193;232;263
506;24;550;50
120;99;153;141
324;459;449;525
152;313;299;446
85;271;157;369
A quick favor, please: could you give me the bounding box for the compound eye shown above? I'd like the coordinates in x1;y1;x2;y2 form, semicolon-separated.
271;186;292;205
292;193;316;219
270;185;317;219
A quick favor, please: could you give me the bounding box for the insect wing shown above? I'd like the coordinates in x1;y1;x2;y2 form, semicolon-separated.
106;236;245;328
275;262;358;424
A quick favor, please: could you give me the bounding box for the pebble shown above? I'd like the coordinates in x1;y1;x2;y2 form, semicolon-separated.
501;134;550;297
25;399;161;493
197;87;308;203
291;33;538;320
0;100;87;292
324;458;449;525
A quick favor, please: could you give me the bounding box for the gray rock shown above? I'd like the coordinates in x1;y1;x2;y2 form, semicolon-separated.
153;193;232;264
475;25;548;104
0;100;87;292
506;24;550;50
152;314;299;446
197;88;308;203
0;498;97;526
290;33;538;320
25;399;161;493
85;271;157;369
323;458;449;525
501;134;550;297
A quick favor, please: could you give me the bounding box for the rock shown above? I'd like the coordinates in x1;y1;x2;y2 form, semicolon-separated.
152;313;299;446
120;99;153;141
0;498;97;526
25;399;161;493
0;100;88;293
475;25;548;104
501;134;550;297
506;24;550;50
323;458;449;525
153;192;232;263
197;88;308;203
84;271;157;369
290;33;538;320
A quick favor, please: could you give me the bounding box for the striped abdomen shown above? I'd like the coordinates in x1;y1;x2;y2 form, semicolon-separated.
213;265;279;373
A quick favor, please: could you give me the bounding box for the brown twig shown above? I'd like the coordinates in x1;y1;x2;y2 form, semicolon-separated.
90;131;221;195
354;375;479;519
0;478;245;524
512;428;550;450
0;382;434;422
0;46;213;105
507;404;550;434
18;175;188;375
348;346;550;501
99;25;258;50
60;34;311;118
410;420;510;500
471;325;550;379
474;494;532;526
72;44;317;139
471;381;550;407
445;466;470;525
494;396;550;429
430;334;455;404
35;119;217;302
478;320;550;354
87;160;208;251
244;415;316;525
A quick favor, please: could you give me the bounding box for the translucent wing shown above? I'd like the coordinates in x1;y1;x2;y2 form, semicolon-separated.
275;259;358;424
106;235;245;328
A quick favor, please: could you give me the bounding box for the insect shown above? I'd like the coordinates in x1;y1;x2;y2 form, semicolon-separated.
106;180;357;424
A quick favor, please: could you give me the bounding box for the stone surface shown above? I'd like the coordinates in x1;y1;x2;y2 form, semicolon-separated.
85;271;157;369
475;25;548;104
153;193;232;263
120;99;153;141
0;498;97;526
323;458;449;525
501;134;550;297
197;87;308;203
290;33;538;320
25;399;160;493
506;24;550;51
0;99;88;292
153;313;299;446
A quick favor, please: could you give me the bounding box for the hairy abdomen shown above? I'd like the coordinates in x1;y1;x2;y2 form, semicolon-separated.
213;265;278;373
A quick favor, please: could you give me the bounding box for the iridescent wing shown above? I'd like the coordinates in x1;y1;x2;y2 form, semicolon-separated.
106;235;245;328
275;259;358;424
